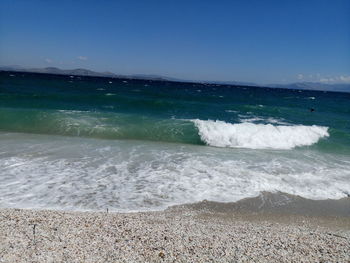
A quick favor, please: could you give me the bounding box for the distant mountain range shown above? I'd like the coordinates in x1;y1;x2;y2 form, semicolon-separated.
1;65;349;92
0;65;171;81
269;82;350;93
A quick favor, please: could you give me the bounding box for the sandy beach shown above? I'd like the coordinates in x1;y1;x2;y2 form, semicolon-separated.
1;193;349;263
1;1;350;262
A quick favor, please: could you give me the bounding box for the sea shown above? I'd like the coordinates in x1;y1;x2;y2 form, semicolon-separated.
0;71;349;212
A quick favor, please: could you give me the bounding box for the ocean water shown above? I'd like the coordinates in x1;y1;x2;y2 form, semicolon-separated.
0;71;349;211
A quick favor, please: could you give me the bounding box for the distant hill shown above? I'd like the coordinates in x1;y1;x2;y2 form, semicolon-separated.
0;66;170;81
32;67;111;77
203;80;258;87
202;80;350;92
1;66;349;92
269;82;350;93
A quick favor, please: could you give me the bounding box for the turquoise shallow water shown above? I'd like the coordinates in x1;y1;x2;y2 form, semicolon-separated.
0;71;349;211
1;71;349;153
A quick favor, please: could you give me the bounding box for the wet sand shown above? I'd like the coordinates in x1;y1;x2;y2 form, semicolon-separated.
1;192;349;262
173;192;350;231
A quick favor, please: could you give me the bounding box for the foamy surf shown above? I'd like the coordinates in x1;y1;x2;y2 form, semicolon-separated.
0;132;348;212
193;120;329;150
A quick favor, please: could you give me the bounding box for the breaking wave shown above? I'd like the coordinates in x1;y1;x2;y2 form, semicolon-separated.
0;107;330;150
193;119;329;150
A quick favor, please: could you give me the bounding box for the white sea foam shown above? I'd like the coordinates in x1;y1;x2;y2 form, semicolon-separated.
238;115;288;125
193;120;329;149
238;116;265;123
0;132;348;212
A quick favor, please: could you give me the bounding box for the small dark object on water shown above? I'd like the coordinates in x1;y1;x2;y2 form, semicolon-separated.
310;108;315;112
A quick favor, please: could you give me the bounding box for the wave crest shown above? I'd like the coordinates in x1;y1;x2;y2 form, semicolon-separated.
193;119;329;149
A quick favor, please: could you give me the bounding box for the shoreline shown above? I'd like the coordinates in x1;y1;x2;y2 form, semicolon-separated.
1;193;349;262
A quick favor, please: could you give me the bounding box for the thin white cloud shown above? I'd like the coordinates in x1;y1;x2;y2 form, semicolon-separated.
297;73;350;84
77;56;88;61
320;78;332;83
340;75;350;82
45;58;52;63
319;75;350;84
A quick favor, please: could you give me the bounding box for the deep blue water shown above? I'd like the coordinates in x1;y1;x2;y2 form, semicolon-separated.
0;71;349;153
0;71;349;211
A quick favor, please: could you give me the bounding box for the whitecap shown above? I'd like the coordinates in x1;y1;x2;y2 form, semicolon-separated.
193;119;329;150
238;115;288;125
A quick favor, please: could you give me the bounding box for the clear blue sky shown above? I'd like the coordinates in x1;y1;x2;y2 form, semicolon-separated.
1;0;349;84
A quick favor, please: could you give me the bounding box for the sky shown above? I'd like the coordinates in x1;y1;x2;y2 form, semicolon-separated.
0;0;349;84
